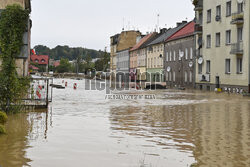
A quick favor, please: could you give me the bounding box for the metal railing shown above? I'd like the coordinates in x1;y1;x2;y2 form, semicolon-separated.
231;12;244;24
194;0;203;11
194;24;202;33
231;41;243;55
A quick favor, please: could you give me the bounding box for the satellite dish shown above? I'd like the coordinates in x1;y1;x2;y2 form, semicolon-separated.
237;0;243;3
179;51;184;58
189;61;193;67
167;66;171;72
198;57;203;64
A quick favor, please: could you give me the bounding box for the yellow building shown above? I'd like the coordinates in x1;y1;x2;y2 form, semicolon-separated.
0;0;31;77
194;0;250;93
110;30;141;74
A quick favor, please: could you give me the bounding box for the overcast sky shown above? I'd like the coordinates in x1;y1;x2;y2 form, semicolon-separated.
31;0;194;51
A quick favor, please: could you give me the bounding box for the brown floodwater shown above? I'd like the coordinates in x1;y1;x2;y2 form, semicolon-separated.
0;79;250;167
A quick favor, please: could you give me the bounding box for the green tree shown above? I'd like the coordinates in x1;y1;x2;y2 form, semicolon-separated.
56;58;72;73
94;49;110;72
0;4;30;112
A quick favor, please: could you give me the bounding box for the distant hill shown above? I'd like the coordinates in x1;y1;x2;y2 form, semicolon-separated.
33;45;107;61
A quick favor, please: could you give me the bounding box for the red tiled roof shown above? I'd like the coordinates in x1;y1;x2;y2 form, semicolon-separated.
31;54;49;65
166;21;195;42
29;65;39;70
53;61;60;67
130;33;155;51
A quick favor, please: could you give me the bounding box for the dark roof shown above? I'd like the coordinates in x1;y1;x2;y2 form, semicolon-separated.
139;33;158;49
147;23;188;46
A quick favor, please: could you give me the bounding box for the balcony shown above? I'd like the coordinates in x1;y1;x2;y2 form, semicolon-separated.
230;41;243;55
194;0;203;11
194;24;202;34
231;12;244;25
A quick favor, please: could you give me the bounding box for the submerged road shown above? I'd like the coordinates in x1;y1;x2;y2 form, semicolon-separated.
0;78;250;167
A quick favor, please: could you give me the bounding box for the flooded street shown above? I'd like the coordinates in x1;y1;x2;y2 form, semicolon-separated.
0;78;250;167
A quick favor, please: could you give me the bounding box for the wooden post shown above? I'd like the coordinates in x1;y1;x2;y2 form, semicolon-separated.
46;79;49;108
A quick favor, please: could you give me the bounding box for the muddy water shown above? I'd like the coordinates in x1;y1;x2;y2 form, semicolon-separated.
0;79;250;167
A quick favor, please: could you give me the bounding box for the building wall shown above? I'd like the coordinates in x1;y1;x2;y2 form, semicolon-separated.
147;43;164;69
0;0;31;77
110;35;119;73
117;31;141;52
146;43;164;82
130;50;137;69
165;36;195;88
0;0;24;8
116;49;130;73
196;0;250;92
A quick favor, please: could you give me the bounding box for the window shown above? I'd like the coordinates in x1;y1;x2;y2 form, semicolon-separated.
237;58;242;73
237;27;243;42
166;52;169;61
198;64;202;74
173;51;176;61
225;59;231;74
170;52;172;61
190;71;193;82
166;72;169;81
169;72;172;81
184;71;188;82
216;33;220;47
173;71;176;82
216;5;221;20
207;9;211;23
226;30;231;44
185;48;188;59
206;60;211;73
179;50;182;61
238;2;243;13
207;35;211;48
226;1;231;16
190;48;193;59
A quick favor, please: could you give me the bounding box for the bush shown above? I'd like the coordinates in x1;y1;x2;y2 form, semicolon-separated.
0;111;8;124
0;125;6;134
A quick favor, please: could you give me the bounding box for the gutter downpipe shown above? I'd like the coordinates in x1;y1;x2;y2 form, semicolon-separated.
249;1;250;93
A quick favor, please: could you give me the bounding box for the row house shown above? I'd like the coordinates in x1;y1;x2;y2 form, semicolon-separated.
147;22;188;83
146;30;167;82
129;33;156;81
165;21;196;88
116;48;130;82
110;31;141;81
110;34;120;73
0;0;31;77
194;0;250;93
30;54;49;73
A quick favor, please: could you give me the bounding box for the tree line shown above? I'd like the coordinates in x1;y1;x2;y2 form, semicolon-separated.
33;45;106;61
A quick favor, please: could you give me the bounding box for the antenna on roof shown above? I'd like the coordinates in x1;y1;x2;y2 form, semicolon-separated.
157;13;160;32
122;17;125;31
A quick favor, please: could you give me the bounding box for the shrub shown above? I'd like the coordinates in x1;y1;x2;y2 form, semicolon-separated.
0;125;6;134
0;111;8;124
193;0;198;6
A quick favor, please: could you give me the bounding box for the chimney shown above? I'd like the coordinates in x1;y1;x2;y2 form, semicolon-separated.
176;22;182;27
160;28;167;34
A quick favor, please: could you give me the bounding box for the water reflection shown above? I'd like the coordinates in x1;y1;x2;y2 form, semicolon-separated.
109;96;250;167
0;109;52;167
0;78;250;167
